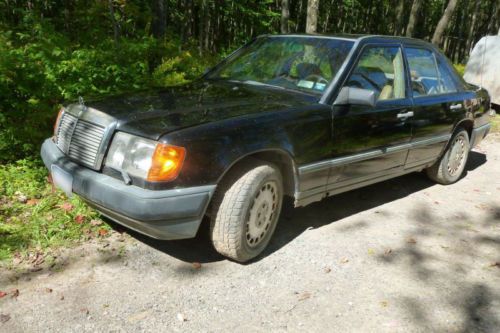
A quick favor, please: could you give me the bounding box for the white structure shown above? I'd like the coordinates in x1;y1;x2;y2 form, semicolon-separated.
464;36;500;106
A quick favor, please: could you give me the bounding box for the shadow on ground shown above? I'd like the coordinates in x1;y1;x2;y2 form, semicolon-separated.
107;151;488;265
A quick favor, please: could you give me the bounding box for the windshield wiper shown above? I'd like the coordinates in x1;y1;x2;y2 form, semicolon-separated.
228;79;285;90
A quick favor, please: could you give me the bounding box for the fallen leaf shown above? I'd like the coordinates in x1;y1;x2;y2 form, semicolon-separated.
0;291;6;298
59;202;73;212
31;252;44;266
128;310;150;323
74;215;85;224
340;258;349;264
10;289;19;299
98;229;108;237
406;237;417;244
26;199;40;206
298;292;311;301
0;314;10;323
380;301;389;308
177;313;187;322
384;248;392;256
90;219;103;226
192;262;202;269
17;194;27;203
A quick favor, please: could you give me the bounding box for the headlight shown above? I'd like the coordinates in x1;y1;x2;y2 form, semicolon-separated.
105;132;186;182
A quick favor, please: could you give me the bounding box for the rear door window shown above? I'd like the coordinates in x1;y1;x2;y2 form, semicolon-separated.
436;57;459;93
405;47;458;97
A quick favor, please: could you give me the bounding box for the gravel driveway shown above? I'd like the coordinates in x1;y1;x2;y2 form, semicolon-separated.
1;136;499;332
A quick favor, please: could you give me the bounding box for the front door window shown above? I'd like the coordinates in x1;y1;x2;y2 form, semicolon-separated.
345;46;406;102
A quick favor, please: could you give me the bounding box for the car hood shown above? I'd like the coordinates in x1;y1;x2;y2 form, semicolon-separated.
82;80;318;140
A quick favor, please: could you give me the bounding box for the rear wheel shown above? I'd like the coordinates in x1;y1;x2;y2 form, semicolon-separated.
426;129;470;184
210;163;283;262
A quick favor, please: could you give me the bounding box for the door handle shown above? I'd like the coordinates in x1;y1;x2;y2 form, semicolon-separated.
397;111;414;119
450;103;462;110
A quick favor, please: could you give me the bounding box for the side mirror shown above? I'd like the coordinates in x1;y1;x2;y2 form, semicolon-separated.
333;86;376;108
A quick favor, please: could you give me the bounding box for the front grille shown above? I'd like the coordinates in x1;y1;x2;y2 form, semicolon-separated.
56;112;106;169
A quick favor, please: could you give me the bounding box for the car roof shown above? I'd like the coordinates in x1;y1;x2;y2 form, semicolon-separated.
266;33;435;48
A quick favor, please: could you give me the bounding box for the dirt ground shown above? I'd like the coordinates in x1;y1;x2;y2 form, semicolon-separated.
1;136;499;333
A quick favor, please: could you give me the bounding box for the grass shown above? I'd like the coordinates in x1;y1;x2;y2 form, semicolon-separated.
491;113;500;133
0;158;109;262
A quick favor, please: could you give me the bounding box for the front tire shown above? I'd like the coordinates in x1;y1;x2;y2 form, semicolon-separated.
210;163;283;262
426;129;470;184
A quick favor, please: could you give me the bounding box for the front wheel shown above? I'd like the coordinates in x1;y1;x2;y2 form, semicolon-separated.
210;163;283;262
426;129;470;184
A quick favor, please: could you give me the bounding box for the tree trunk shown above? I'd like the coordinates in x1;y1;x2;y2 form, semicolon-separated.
466;0;480;54
151;0;166;39
406;0;422;37
394;0;404;35
306;0;319;33
281;0;290;33
108;0;120;43
431;0;459;46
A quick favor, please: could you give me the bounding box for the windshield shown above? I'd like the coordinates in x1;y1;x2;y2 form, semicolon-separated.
207;36;354;94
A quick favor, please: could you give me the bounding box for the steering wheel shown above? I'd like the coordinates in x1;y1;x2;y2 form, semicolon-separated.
304;74;329;85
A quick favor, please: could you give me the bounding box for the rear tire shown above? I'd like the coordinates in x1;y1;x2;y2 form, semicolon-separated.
426;129;470;185
210;163;283;262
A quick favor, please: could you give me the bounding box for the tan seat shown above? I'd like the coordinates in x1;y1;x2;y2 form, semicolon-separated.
379;85;393;100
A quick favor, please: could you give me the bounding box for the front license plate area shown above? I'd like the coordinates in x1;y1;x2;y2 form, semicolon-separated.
51;165;73;197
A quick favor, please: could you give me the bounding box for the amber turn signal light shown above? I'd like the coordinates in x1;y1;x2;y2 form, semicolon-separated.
147;144;186;182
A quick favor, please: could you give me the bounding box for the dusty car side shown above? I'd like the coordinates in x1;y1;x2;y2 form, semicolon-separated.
42;34;492;262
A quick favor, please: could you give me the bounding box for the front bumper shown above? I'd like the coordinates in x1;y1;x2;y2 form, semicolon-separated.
41;139;215;240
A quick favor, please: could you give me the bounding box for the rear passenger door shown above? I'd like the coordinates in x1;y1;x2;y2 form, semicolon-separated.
404;46;465;169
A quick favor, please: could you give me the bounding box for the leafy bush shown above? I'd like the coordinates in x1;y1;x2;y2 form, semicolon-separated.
0;23;213;163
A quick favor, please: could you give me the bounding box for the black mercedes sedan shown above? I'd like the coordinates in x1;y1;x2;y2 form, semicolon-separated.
42;34;492;262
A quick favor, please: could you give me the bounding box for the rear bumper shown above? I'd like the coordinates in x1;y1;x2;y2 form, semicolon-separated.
470;122;491;149
41;139;215;240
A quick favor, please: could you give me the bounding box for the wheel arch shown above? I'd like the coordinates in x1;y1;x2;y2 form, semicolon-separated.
216;148;298;197
453;119;474;139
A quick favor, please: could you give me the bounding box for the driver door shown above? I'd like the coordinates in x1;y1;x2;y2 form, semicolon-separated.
328;44;413;189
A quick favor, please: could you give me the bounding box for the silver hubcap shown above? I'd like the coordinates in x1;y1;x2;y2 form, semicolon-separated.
246;181;278;248
447;135;466;176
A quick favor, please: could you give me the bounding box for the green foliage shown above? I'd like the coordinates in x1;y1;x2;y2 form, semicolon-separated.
0;159;109;261
0;26;211;163
491;114;500;133
453;64;465;76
